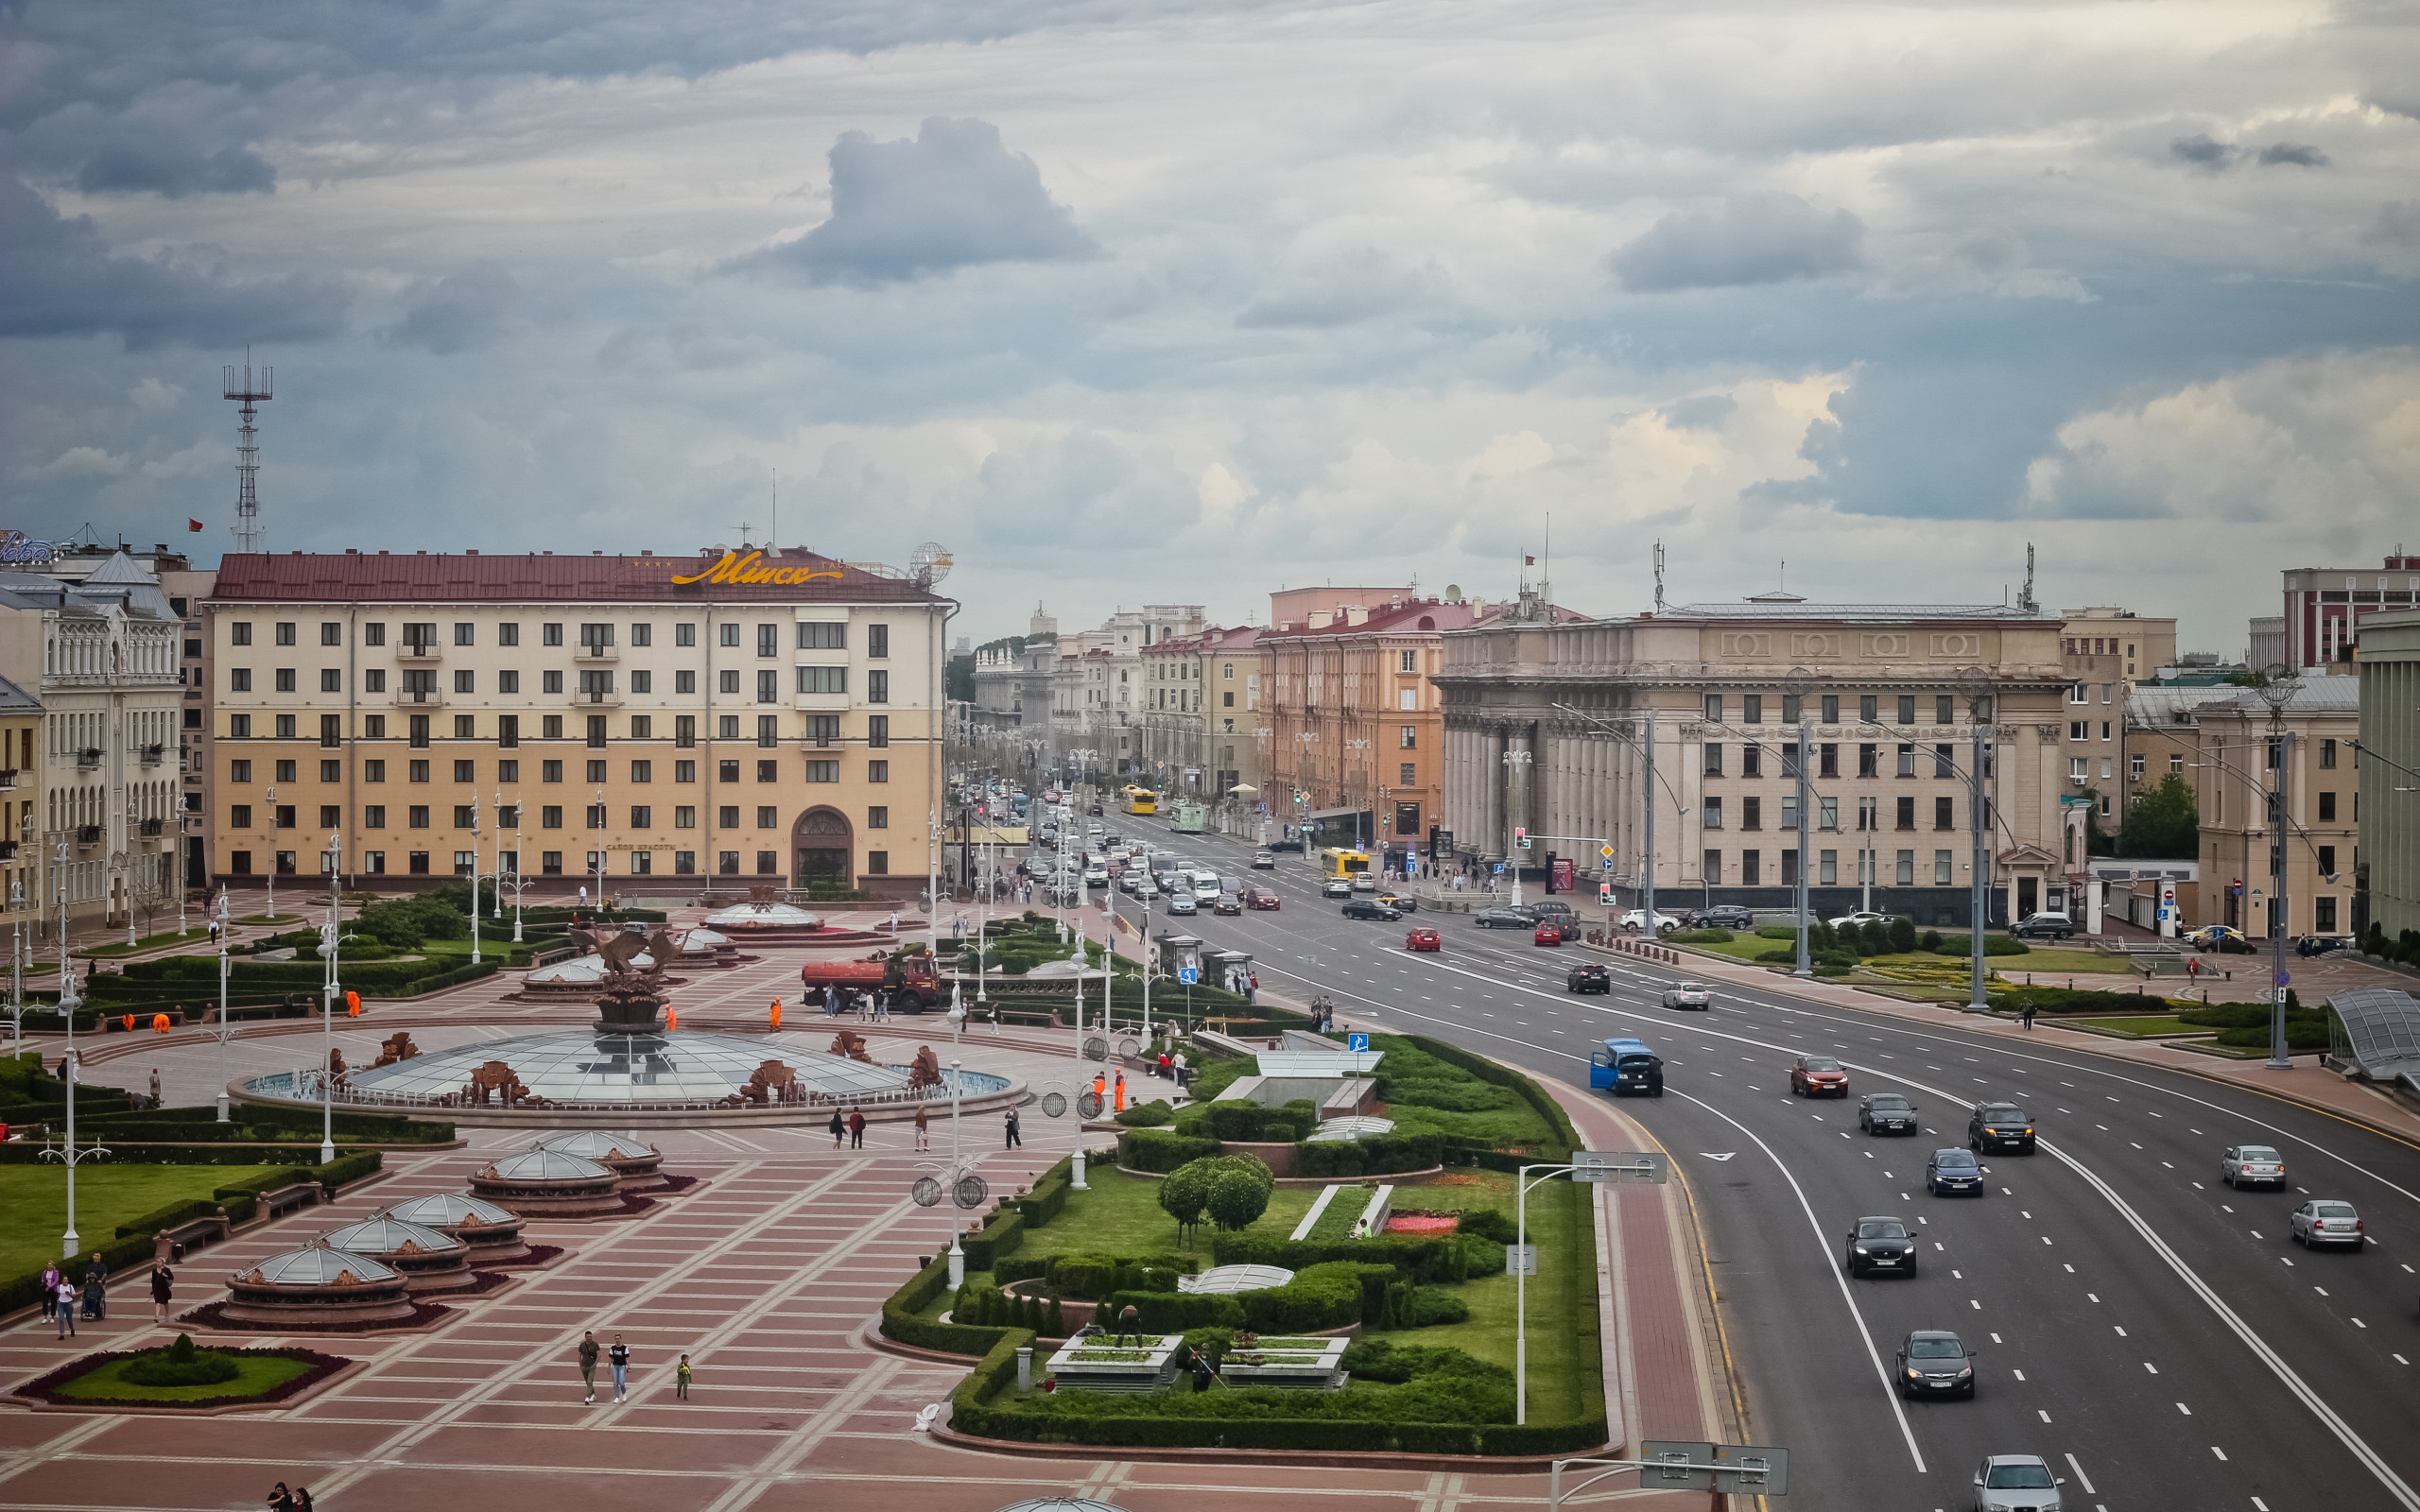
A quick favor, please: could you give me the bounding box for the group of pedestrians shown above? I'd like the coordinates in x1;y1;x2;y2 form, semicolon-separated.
576;1332;692;1404
825;1106;870;1148
265;1483;317;1511
40;1254;115;1336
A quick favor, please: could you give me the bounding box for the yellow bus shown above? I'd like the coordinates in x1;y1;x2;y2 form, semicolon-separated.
1122;785;1159;816
1320;847;1372;879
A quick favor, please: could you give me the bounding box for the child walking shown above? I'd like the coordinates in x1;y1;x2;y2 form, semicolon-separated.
676;1354;693;1400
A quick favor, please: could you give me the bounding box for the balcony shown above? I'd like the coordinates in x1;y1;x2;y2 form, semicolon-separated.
76;747;102;769
392;685;447;708
76;824;101;848
0;767;14;791
574;643;620;663
138;743;165;767
396;642;443;662
569;686;624;708
139;817;164;836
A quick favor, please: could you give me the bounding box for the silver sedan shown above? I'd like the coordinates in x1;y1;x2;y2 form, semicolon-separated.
1662;982;1712;1010
2220;1143;2287;1189
2290;1199;2365;1248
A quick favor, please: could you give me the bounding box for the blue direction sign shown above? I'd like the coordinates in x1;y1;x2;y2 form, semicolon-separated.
1347;1033;1371;1053
1176;967;1200;986
2273;970;2291;987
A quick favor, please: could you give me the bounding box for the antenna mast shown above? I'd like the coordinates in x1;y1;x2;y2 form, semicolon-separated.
1652;539;1666;611
223;349;272;554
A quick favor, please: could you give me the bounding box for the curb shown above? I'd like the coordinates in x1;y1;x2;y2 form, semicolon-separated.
923;1418;1607;1473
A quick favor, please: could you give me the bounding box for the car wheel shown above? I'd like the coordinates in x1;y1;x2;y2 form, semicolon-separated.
2292;1228;2305;1246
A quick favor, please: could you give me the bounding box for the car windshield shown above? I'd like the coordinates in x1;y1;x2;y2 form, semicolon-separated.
1986;1464;2056;1489
1934;1150;1977;1169
2314;1202;2358;1218
1868;1096;1909;1110
2238;1146;2280;1161
1907;1336;1963;1359
1981;1105;2026;1122
1804;1057;1841;1072
1616;1055;1656;1070
1857;1219;1908;1240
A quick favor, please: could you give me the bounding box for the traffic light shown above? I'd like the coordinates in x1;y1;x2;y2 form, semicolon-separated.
1514;826;1530;849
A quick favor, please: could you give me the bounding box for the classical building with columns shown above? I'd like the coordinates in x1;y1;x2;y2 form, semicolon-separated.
1434;593;2078;925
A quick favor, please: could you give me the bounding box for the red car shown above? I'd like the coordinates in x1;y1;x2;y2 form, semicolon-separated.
1532;923;1564;946
1789;1055;1849;1097
1241;885;1281;910
1406;926;1442;952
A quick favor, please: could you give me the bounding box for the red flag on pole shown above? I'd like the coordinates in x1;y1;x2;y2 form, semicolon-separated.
1523;555;1536;565
188;519;205;532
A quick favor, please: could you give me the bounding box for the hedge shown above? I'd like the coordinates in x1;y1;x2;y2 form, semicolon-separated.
880;1253;1023;1356
1173;1099;1318;1143
1988;985;2185;1015
88;1103;454;1143
1118;1129;1221;1174
1398;1034;1579;1156
1294;1131;1445;1179
1212;1231;1473;1285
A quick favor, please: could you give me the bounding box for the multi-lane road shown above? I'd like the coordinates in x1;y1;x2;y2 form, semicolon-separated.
1049;816;2420;1512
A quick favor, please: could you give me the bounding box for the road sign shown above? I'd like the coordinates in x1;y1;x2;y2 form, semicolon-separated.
1506;1243;1537;1276
1347;1032;1371;1053
1571;1149;1668;1184
1177;967;1199;985
1599;844;1615;861
2273;970;2291;987
1638;1442;1715;1491
1712;1444;1789;1494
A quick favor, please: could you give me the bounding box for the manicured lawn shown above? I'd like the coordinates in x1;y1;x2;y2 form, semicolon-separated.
0;1165;278;1281
53;1351;316;1401
2066;1015;2202;1038
1680;938;2129;975
1011;1165;1323;1263
79;928;212;959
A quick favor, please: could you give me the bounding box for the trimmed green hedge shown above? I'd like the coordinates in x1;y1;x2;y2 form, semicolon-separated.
1173;1099;1318;1143
881;1253;1022;1356
1212;1231;1474;1284
1118;1129;1221;1173
1295;1131;1445;1178
1396;1033;1579;1156
1989;985;2185;1015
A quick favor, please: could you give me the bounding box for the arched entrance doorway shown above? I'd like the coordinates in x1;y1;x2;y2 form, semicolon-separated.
793;807;854;892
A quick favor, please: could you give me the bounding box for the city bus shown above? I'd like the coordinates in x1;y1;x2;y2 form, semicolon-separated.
1122;785;1159;816
1320;847;1372;880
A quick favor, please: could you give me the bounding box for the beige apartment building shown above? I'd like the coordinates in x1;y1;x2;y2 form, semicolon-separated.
205;546;949;901
1435;594;2076;923
1136;624;1265;800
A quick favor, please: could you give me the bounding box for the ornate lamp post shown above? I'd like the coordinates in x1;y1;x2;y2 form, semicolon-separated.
466;796;482;968
42;839;107;1259
315;834;344;1162
210;888;235;1121
1501;747;1533;907
263;783;275;921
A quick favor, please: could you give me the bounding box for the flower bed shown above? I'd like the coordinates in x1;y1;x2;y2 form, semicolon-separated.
14;1344;349;1411
1383;1211;1460;1236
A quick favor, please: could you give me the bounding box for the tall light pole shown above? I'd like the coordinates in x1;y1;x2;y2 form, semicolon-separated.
2264;720;2297;1071
493;788;506;920
316;834;342;1161
43;839;106;1260
211;888;234;1121
263;784;275;920
1956;672;1997;1013
592;786;606;916
466;796;482;967
1501;747;1532;907
176;809;189;936
1642;710;1659;944
1067;911;1088;1191
1794;715;1813;978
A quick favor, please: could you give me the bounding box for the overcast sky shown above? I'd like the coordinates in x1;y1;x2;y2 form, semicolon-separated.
6;0;2416;654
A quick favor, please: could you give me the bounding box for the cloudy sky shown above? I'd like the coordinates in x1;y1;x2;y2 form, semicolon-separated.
6;0;2417;653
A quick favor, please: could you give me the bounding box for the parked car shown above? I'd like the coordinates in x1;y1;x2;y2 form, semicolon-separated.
1968;1101;2035;1154
1342;897;1402;922
1843;1215;1917;1277
1406;926;1442;952
1530;900;1577;927
1695;904;1757;930
1896;1331;1974;1398
1532;922;1566;946
1568;963;1611;993
1210;893;1243;916
1969;1456;2065;1512
1240;885;1280;910
2298;933;2356;957
1661;981;1710;1010
1251;850;1278;869
1375;891;1419;913
1475;907;1533;929
1858;1093;1919;1135
1166;894;1199;916
1927;1147;1985;1196
2010;911;2075;941
2221;1143;2287;1189
1620;908;1685;934
2290;1199;2364;1248
1266;837;1306;852
1827;910;1891;930
1322;877;1355;899
1790;1055;1849;1096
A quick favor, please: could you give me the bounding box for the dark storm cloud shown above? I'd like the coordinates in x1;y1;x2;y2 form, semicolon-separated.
2169;133;2238;168
1610;192;1864;292
0;178;349;350
383;265;522;354
72;139;276;198
2256;141;2330;167
746;117;1098;286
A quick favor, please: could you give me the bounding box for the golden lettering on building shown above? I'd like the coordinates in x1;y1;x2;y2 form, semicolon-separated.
669;550;845;588
1719;633;1772;659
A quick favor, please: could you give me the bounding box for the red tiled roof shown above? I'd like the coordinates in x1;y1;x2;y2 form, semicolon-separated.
207;550;945;606
1261;600;1497;640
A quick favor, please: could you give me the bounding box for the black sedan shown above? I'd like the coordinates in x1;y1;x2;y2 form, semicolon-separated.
1266;837;1306;852
1967;1102;2036;1155
1567;964;1611;994
1843;1215;1918;1277
1858;1093;1919;1136
1926;1146;1984;1196
1895;1331;1975;1399
1341;898;1402;922
1474;907;1534;929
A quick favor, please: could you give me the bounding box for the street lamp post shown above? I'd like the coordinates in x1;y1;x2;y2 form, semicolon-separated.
43;840;106;1260
211;888;234;1120
1794;716;1813;978
176;812;189;936
1501;747;1532;908
1068;912;1088;1191
264;784;275;920
493;788;507;921
1958;675;1997;1013
467;797;482;967
316;835;343;1162
2266;728;2296;1071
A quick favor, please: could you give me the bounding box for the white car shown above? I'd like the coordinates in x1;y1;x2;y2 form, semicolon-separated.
1621;909;1685;934
1351;872;1378;891
2290;1199;2364;1248
1828;910;1891;930
1661;982;1711;1010
2220;1143;2287;1189
1082;866;1109;888
1971;1454;2066;1512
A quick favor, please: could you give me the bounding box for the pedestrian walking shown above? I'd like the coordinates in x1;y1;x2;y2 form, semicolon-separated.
294;1490;315;1512
1004;1107;1022;1148
676;1353;693;1400
828;1109;845;1149
825;983;839;1017
578;1330;601;1403
913;1101;930;1152
267;1483;296;1512
1114;1072;1126;1113
81;1253;106;1320
848;1107;867;1149
149;1068;162;1107
608;1333;631;1403
40;1262;59;1323
1171;1049;1188;1087
1246;971;1258;1006
2021;1003;2038;1032
150;1261;174;1323
54;1276;76;1338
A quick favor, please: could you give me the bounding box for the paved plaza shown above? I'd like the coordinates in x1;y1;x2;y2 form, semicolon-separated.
1;912;1726;1511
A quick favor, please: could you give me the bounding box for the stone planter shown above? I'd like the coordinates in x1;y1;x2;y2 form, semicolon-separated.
1045;1333;1183;1392
1219;1334;1349;1390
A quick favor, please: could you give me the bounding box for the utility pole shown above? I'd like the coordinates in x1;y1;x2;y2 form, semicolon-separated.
1966;688;1994;1012
317;834;341;1161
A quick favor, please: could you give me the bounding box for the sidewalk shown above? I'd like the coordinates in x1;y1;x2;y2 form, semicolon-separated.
1642;942;2420;1144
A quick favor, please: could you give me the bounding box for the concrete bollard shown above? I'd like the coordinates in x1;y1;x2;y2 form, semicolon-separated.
1016;1346;1033;1394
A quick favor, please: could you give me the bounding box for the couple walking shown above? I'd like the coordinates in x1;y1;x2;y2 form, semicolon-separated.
578;1331;691;1403
827;1106;868;1148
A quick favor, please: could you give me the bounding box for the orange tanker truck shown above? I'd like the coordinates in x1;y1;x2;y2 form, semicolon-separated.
798;952;943;1014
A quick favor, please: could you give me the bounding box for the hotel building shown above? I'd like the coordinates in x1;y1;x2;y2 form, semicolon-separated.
205;546;950;902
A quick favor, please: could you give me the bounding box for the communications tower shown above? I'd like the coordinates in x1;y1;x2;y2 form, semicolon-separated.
223;351;272;553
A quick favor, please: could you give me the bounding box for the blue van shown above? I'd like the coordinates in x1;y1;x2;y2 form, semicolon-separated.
1590;1038;1664;1098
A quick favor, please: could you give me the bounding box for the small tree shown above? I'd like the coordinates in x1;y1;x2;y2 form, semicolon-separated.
2117;774;2199;860
1160;1160;1213;1245
1888;916;1918;954
1206;1168;1271;1231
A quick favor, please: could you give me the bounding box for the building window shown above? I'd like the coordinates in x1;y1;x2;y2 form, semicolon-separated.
713;850;737;877
630;623;651;647
1781;848;1798;885
2070;757;2087;782
631;805;651;829
1703;849;1721;885
1781;743;1802;778
1934;744;1955;778
1934;796;1954;830
1741;796;1761;831
2320;739;2337;769
867;670;890;704
230;804;253;829
800;622;845;649
718;670;740;696
755;759;776;782
273;669;296;693
2069;682;2087;704
1741;744;1762;778
755;850;779;874
1930;850;1950;885
2318;791;2336;822
862;850;887;875
1702;796;1722;830
1781;794;1798;831
1856;694;1876;722
541;851;563;875
1895;796;1915;831
452;759;475;782
231;759;253;783
675;670;697;696
497;623;519;647
753;714;776;747
1896;695;1915;725
1819;849;1838;885
585;803;606;830
1741;694;1763;724
406;851;428;875
868;715;889;748
407;805;430;829
751;804;775;829
541;760;562;782
2315;896;2338;931
798;665;846;695
541;623;563;647
361;850;385;874
274;622;297;646
867;624;890;659
718;805;739;829
674;623;696;648
541;669;564;696
1398;725;1416;749
1703;694;1723;723
719;623;739;648
1703;744;1723;777
587;715;607;749
806;714;840;747
1857;796;1877;831
868;760;889;783
1741;850;1761;885
1819;796;1838;831
674;806;696;829
231;623;252;646
541;805;562;829
1858;744;1878;779
1896;744;1915;777
631;850;652;875
673;850;696;874
754;669;778;703
1935;695;1954;723
1895;850;1915;885
630;671;650;695
628;759;651;783
276;759;297;783
1399;763;1417;784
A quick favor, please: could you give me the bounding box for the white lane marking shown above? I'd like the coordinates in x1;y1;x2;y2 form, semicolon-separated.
2013;1367;2026;1381
2115;1327;2127;1336
1990;1332;2002;1343
2037;1408;2052;1422
2212;1446;2228;1461
2178;1401;2193;1415
2065;1452;2097;1495
2144;1362;2159;1373
1970;1298;1981;1310
2354;1318;2367;1330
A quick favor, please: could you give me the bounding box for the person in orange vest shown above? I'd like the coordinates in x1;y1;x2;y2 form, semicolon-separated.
769;997;782;1030
1114;1072;1126;1112
666;1008;678;1030
1093;1071;1106;1110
